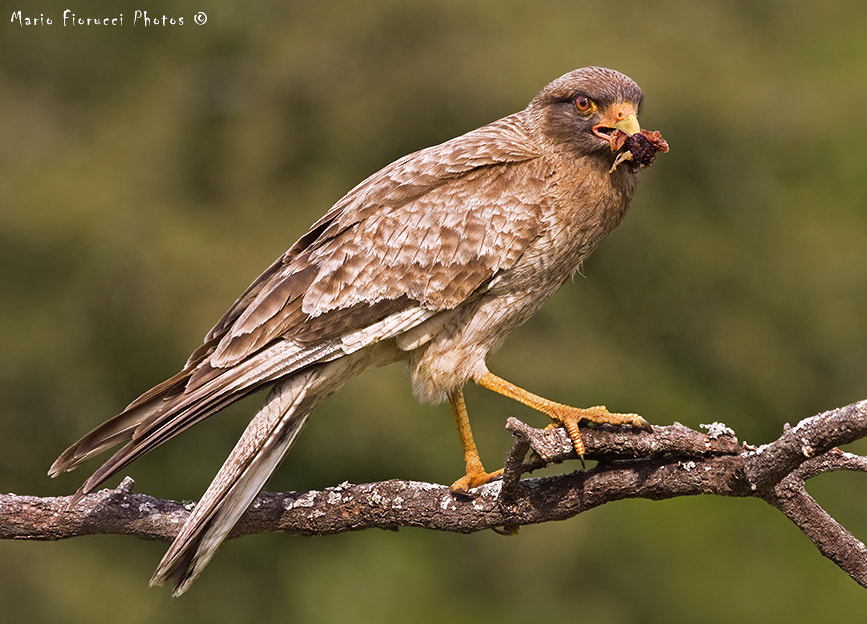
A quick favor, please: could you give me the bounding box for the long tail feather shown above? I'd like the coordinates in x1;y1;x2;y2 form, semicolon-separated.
49;340;340;506
149;372;319;595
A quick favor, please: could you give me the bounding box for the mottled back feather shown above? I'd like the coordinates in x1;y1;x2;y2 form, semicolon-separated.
204;114;543;369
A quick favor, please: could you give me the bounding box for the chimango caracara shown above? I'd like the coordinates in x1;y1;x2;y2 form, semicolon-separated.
50;67;669;595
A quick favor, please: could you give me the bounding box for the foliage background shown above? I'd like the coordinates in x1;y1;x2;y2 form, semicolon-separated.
2;0;866;621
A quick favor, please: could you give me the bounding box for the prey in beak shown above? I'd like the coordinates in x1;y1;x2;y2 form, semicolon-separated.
593;102;669;173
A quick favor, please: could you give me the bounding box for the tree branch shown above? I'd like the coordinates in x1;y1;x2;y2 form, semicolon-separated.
3;400;866;587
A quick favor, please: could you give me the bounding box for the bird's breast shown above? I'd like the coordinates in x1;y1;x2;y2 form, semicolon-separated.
505;158;636;289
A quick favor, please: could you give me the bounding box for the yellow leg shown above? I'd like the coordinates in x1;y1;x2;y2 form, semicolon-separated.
476;372;651;459
448;389;503;492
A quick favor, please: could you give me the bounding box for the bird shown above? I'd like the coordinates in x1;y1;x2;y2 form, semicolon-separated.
49;66;667;595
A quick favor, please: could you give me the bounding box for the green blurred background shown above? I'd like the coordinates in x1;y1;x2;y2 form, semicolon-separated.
2;0;866;621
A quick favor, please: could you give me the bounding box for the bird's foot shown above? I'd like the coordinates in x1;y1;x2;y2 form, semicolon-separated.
473;371;651;464
548;405;652;459
450;465;503;494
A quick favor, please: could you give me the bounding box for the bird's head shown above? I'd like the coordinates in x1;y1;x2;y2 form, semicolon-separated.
529;67;663;170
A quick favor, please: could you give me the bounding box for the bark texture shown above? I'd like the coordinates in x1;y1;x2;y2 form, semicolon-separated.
4;400;865;587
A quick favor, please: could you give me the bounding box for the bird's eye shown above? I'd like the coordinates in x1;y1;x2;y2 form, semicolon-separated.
574;95;595;114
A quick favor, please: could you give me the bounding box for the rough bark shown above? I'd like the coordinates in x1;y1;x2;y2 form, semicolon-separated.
3;400;865;586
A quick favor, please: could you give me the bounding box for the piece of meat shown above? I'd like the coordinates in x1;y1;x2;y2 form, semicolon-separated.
608;129;669;173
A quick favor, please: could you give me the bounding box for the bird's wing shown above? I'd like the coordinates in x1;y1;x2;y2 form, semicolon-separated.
204;112;548;367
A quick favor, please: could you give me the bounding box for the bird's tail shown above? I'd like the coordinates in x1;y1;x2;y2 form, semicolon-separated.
49;338;339;507
150;369;321;596
50;343;377;595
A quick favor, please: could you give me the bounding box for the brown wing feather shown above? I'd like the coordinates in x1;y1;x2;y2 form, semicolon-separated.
206;113;543;367
301;164;547;316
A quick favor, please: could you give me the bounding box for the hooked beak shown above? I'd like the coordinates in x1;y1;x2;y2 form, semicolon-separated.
593;102;641;141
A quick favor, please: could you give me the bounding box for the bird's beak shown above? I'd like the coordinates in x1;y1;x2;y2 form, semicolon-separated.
593;103;641;141
612;112;640;135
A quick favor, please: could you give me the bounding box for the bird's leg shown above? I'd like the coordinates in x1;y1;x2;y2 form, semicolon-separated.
448;388;503;493
475;372;651;461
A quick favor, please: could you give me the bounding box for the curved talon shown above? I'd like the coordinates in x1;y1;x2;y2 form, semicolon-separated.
561;417;586;457
635;417;653;433
547;412;586;466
